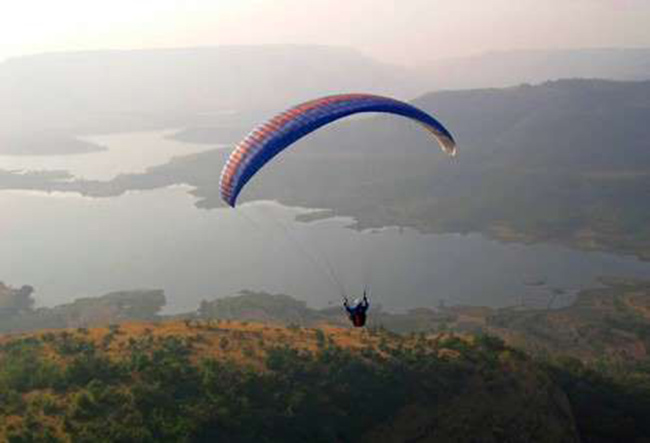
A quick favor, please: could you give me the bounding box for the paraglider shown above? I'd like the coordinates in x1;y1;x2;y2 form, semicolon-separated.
220;93;457;207
219;93;457;327
343;291;370;328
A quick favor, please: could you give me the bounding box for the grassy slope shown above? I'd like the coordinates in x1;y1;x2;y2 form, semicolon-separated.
0;320;578;442
195;280;650;364
485;278;650;361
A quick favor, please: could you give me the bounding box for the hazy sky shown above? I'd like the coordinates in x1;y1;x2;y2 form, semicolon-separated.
2;0;650;65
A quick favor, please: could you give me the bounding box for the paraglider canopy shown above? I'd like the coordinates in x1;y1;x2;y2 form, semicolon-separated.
220;93;457;207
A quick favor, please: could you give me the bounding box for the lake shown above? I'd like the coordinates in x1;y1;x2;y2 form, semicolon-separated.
1;130;649;313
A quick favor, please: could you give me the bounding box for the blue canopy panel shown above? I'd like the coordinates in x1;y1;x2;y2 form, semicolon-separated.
220;93;456;207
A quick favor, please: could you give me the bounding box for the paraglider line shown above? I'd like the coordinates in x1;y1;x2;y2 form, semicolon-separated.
245;204;348;299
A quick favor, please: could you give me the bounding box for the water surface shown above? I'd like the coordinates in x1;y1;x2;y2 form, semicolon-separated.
1;130;648;313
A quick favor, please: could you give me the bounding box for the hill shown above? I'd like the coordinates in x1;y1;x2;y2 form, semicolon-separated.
5;277;650;365
0;45;409;155
0;320;579;442
196;279;650;363
2;279;650;440
3;46;650;156
3;318;650;442
485;277;650;361
0;287;165;334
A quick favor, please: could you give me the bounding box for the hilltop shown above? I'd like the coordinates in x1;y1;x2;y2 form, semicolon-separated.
1;279;650;440
196;279;650;363
0;320;579;442
4;278;650;365
3;318;650;442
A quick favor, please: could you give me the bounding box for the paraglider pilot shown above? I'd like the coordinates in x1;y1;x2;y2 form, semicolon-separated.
343;291;369;327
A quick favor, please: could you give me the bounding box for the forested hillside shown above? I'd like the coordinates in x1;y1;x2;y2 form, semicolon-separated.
0;321;579;442
3;319;650;442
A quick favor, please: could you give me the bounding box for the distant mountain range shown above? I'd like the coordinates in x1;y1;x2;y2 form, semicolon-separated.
0;45;410;142
2;45;650;153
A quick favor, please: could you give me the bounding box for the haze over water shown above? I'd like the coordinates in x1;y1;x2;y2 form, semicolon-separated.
0;130;216;181
1;130;648;314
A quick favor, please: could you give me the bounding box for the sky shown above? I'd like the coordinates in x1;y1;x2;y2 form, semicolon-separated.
2;0;650;65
